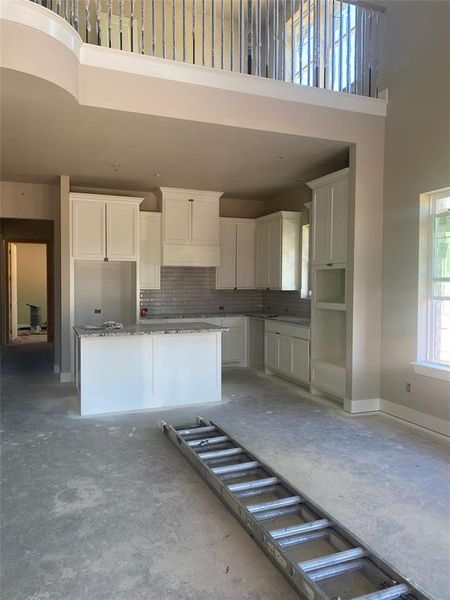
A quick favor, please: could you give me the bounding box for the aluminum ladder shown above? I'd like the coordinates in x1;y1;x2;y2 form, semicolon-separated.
161;417;432;600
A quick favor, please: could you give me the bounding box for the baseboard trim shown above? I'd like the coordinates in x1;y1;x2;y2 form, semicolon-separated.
60;372;73;383
380;399;450;437
344;398;381;414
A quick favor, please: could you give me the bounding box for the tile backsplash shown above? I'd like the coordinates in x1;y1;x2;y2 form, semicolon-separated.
140;267;310;318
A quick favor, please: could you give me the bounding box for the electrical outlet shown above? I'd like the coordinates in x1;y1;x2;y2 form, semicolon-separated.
94;308;101;314
405;382;411;392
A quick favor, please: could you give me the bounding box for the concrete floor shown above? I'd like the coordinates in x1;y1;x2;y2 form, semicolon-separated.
1;343;449;600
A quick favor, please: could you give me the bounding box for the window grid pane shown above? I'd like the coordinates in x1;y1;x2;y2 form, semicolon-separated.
427;190;450;365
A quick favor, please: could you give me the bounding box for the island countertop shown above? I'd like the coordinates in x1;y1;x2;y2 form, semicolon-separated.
74;322;228;338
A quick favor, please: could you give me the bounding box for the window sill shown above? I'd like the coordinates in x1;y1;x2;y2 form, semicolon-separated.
412;361;450;382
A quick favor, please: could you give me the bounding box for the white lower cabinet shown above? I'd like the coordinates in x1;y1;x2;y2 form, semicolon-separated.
291;338;310;383
264;332;279;370
264;321;310;385
310;359;346;398
140;316;247;366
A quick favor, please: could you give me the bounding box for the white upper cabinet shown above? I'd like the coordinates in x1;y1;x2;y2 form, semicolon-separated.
107;202;139;260
191;197;220;245
256;211;300;290
307;168;349;266
72;199;106;260
159;188;222;267
216;218;256;289
236;221;256;288
139;212;161;289
163;195;191;244
71;194;142;261
216;220;237;289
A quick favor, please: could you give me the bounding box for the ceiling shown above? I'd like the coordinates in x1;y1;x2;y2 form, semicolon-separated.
1;69;349;199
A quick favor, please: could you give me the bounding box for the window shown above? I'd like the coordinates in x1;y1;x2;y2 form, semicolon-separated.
285;0;356;91
416;188;450;378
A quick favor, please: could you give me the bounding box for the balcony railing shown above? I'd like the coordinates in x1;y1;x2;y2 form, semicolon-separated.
31;0;383;98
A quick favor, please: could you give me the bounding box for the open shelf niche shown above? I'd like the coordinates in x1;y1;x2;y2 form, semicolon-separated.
313;265;346;309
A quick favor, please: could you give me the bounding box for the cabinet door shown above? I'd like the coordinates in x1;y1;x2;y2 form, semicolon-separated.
216;221;236;289
330;177;348;264
292;338;310;383
140;213;161;289
278;335;292;373
163;197;191;244
236;221;256;289
265;332;279;369
256;221;270;288
268;218;282;289
72;199;106;260
107;202;139;260
312;186;332;265
191;197;220;246
222;329;244;363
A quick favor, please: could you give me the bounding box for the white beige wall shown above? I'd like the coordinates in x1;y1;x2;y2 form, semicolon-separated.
379;1;450;429
16;243;47;325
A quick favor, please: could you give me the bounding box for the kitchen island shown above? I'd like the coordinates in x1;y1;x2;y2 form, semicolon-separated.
74;322;226;416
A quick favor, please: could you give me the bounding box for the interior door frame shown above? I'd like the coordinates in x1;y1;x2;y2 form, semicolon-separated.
4;238;54;344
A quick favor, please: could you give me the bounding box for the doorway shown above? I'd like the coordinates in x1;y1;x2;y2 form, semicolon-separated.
6;241;51;345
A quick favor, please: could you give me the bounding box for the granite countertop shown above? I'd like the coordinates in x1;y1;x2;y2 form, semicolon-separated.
140;313;311;327
74;322;228;338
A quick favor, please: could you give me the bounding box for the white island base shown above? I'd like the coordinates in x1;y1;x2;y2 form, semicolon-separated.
74;324;223;416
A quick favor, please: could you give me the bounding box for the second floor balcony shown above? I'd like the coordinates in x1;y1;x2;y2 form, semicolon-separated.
30;0;383;99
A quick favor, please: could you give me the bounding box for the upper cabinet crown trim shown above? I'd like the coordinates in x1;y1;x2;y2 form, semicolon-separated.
256;210;302;223
70;192;144;205
159;187;223;199
306;168;350;190
220;217;256;224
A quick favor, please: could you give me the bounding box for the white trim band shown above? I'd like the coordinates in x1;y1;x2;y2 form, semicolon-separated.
412;361;450;382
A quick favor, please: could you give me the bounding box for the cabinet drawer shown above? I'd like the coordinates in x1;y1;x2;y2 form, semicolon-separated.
311;360;346;398
265;320;310;340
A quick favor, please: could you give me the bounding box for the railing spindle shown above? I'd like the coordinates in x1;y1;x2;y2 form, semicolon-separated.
220;0;224;69
172;0;176;61
256;0;261;76
346;1;351;91
338;0;343;91
151;0;156;56
192;0;196;64
211;0;215;67
240;0;244;73
201;0;205;66
162;0;166;58
182;0;186;61
323;0;328;88
119;0;124;50
265;0;269;77
290;0;294;82
130;0;134;52
140;0;145;54
273;0;278;79
96;0;101;45
107;0;112;48
230;0;234;71
85;0;90;43
248;0;253;74
299;0;303;83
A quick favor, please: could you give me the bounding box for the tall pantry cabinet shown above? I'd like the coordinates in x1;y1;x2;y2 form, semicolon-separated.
307;168;349;400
